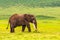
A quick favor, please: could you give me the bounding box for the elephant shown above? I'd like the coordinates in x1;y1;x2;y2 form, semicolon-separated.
6;14;37;33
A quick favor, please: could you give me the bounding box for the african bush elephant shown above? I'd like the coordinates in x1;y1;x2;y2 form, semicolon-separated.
6;14;37;33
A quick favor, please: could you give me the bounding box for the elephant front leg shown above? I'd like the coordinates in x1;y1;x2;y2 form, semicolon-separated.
26;24;31;32
22;25;26;32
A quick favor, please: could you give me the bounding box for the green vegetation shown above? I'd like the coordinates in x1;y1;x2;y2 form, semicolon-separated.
0;7;60;20
0;0;60;8
0;0;60;40
0;0;60;20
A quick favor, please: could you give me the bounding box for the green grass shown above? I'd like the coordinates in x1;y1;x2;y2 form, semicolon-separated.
0;0;60;40
0;0;60;8
0;20;60;40
0;7;60;20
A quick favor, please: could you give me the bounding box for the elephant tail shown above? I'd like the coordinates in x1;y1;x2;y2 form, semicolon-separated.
6;21;9;29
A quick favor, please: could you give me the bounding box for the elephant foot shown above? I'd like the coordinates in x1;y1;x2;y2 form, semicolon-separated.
22;30;24;32
10;31;14;33
28;30;31;32
10;30;14;33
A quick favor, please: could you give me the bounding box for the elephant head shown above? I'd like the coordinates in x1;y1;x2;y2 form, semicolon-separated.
24;14;37;31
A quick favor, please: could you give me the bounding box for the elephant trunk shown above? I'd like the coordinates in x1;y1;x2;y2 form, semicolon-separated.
33;20;37;31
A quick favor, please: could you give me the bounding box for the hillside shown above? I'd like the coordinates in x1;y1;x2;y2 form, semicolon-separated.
0;0;60;20
0;0;60;8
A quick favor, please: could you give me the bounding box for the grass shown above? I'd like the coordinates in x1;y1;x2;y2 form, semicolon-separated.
0;6;60;40
0;0;60;40
0;7;60;20
0;20;60;40
0;3;60;40
0;0;60;8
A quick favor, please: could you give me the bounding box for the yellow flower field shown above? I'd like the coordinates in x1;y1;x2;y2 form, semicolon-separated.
0;20;60;40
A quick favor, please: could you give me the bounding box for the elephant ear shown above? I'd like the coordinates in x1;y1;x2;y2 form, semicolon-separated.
24;14;30;21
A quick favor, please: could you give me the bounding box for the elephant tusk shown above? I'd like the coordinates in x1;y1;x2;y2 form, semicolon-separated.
33;24;37;31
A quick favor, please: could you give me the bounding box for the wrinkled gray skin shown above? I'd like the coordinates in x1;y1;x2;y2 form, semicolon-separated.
7;14;37;33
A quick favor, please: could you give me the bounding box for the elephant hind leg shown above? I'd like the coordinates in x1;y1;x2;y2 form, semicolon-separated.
10;27;14;33
22;25;26;32
10;24;15;33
